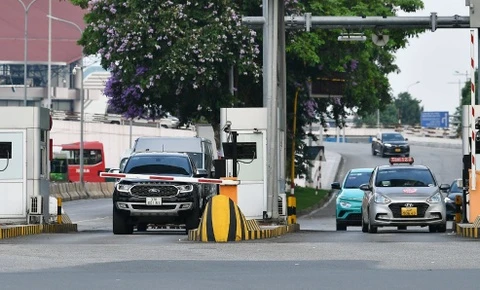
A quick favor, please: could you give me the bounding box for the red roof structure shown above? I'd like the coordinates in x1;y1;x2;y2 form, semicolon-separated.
0;0;87;64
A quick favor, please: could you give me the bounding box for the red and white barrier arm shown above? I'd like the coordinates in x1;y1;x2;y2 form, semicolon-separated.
99;172;240;185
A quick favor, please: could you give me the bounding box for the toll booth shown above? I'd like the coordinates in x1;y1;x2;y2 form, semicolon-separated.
0;107;51;224
219;107;277;220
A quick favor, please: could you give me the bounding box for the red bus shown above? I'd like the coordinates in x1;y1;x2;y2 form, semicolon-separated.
61;141;106;182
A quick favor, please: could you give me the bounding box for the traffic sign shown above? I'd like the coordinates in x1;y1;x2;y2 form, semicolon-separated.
420;111;449;128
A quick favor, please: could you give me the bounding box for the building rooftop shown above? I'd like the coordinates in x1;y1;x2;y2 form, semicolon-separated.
0;0;87;65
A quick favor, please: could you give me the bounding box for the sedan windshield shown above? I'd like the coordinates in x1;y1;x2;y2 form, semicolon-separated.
382;133;405;142
375;168;435;187
124;155;192;176
344;171;372;188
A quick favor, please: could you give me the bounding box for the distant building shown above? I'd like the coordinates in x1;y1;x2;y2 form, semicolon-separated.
0;0;109;112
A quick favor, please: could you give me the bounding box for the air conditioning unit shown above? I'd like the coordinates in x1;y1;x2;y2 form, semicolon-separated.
29;196;43;215
278;193;287;216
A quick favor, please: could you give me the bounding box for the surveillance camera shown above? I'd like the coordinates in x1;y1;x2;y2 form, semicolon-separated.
222;121;232;133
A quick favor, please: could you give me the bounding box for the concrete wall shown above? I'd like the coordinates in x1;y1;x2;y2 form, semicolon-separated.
50;120;196;168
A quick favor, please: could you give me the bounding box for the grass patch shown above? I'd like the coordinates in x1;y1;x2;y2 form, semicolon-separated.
294;187;329;211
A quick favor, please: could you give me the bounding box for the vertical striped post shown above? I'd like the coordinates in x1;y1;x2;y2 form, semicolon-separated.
471;30;476;190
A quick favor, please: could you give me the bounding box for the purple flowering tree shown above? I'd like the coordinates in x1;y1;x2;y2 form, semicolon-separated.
73;0;261;122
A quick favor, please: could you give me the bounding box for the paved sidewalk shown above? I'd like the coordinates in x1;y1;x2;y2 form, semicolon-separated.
320;150;342;190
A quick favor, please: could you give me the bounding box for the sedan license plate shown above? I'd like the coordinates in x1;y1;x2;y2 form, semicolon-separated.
395;148;401;152
401;207;417;216
146;197;162;206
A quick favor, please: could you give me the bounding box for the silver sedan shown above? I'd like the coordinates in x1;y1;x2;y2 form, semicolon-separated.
360;161;450;233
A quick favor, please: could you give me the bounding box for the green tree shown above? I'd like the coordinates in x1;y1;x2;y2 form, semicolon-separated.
394;92;422;126
454;70;478;137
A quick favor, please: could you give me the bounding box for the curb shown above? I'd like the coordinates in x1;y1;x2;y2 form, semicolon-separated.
0;223;78;240
298;154;344;218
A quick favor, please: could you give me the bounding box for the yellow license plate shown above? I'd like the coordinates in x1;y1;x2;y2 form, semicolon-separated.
395;148;401;152
401;207;417;216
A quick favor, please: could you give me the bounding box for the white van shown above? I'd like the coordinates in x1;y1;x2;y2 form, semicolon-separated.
132;136;215;176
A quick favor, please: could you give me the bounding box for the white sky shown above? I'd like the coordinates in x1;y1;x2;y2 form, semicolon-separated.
388;0;473;114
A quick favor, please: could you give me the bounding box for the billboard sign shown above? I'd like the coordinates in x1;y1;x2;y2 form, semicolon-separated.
420;111;449;128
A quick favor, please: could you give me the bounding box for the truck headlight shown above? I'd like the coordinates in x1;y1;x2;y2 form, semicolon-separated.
116;184;133;193
427;192;441;203
176;184;193;193
374;193;391;204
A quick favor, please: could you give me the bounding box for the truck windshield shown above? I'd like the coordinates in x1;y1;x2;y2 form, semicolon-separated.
124;155;192;176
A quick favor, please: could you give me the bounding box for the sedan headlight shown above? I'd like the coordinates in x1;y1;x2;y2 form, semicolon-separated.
116;184;133;193
374;193;391;204
384;143;392;147
427;192;442;203
176;184;194;193
339;201;352;208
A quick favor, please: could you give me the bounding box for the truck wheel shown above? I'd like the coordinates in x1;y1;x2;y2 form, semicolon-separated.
136;223;148;232
185;201;201;232
113;206;133;235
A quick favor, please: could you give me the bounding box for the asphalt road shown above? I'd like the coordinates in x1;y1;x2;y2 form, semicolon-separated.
1;143;479;290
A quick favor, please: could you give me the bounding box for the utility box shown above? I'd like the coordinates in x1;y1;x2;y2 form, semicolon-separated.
0;107;51;224
220;107;270;220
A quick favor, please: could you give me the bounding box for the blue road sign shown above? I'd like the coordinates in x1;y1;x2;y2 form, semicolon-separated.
420;111;449;128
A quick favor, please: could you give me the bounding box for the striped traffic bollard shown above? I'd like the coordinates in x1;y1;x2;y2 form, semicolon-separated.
57;197;63;224
287;195;296;225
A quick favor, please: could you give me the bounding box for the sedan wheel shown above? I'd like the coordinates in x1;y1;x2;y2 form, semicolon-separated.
437;223;447;233
428;225;437;233
336;222;347;231
398;226;407;230
368;212;378;233
361;217;368;233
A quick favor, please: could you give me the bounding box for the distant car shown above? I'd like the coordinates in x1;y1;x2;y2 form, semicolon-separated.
331;168;374;231
371;132;410;158
361;157;450;233
445;178;463;220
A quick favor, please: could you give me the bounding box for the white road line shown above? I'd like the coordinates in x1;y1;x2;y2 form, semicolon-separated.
74;217;110;223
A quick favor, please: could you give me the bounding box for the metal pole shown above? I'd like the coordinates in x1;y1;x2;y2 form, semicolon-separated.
46;15;84;183
262;0;269;107
18;0;39;106
470;29;476;190
79;60;85;186
265;0;278;219
47;0;52;109
229;66;234;96
290;89;299;195
232;131;238;177
242;14;470;29
377;109;380;132
23;3;28;106
129;119;133;148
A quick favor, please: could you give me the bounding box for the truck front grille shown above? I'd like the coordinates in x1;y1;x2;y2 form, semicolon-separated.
131;185;178;197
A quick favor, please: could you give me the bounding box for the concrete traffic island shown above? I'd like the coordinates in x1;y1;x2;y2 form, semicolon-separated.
188;195;299;242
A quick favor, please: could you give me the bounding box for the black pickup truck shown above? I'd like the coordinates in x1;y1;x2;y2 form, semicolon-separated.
112;151;214;234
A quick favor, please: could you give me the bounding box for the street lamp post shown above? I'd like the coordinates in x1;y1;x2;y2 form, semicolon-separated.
17;0;40;106
47;15;85;186
406;81;420;93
